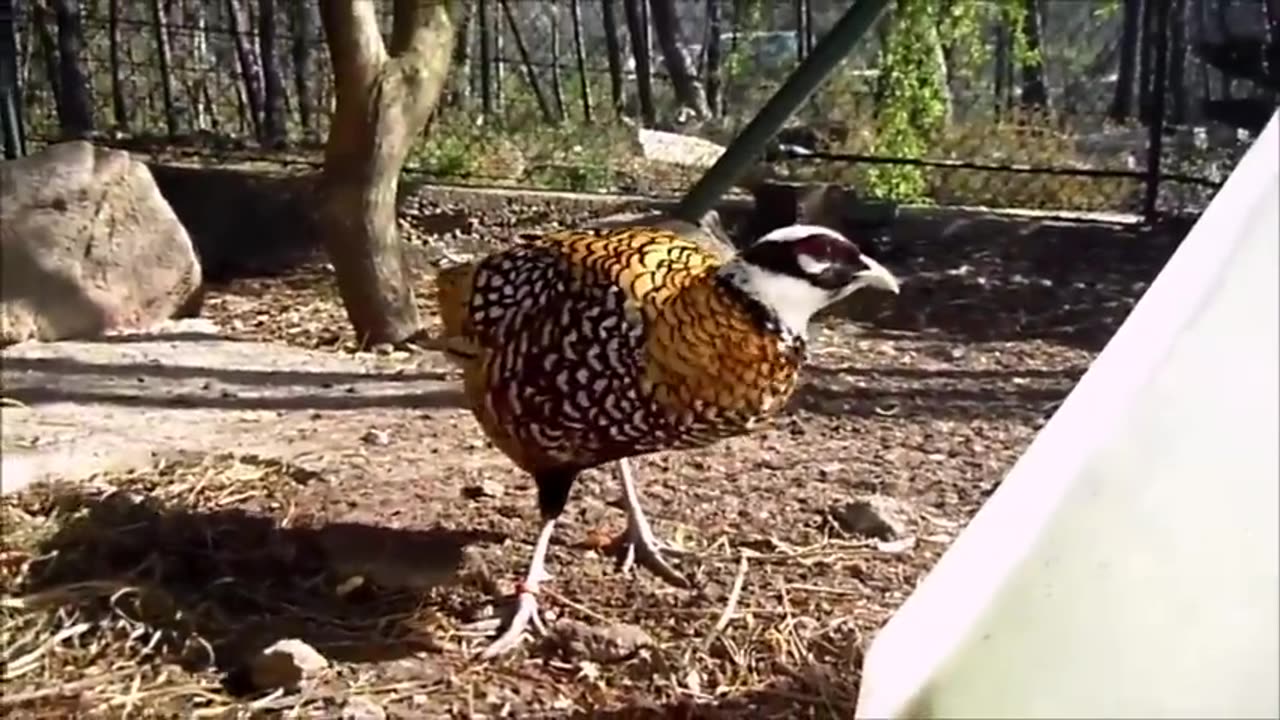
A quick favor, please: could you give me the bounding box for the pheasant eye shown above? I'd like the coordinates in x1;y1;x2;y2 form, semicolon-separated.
795;253;832;275
792;235;835;261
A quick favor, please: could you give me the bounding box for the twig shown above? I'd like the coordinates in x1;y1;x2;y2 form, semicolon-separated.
702;552;748;650
543;588;610;625
0;669;134;706
785;583;864;597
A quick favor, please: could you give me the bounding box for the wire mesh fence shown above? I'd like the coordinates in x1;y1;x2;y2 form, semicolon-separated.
5;0;1272;218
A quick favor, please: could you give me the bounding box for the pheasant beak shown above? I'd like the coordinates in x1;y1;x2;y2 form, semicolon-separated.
855;253;901;295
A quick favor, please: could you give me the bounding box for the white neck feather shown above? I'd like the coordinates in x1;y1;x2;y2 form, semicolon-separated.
719;260;831;339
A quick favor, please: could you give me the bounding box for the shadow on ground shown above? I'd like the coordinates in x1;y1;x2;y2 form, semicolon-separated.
835;214;1190;351
1;355;466;411
787;363;1080;421
11;477;503;694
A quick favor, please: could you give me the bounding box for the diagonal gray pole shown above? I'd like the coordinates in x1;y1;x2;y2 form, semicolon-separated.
674;0;892;223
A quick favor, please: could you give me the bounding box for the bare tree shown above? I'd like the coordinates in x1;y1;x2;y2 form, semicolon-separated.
649;0;709;118
226;0;265;139
258;0;287;145
1019;0;1048;110
290;1;317;136
318;0;456;346
622;0;656;126
599;0;626;115
704;0;721;115
1138;0;1156;120
34;6;61;107
569;0;591;121
50;0;93;137
547;2;566;121
145;0;178;135
1169;0;1188;123
993;15;1011;115
448;1;473;109
500;0;556;123
185;0;214;132
478;0;493;115
107;0;129;131
1110;0;1141;120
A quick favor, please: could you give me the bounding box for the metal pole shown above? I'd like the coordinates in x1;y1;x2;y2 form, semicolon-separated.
1143;0;1170;221
674;0;892;223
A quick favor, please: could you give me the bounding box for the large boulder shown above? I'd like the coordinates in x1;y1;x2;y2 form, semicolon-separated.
1;141;203;344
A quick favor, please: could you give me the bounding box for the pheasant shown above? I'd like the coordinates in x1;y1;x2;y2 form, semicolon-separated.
425;222;900;658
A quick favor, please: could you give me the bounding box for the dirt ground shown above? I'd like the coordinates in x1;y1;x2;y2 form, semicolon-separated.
0;208;1185;718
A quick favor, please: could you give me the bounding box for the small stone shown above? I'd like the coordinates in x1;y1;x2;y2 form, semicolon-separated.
248;638;329;690
340;696;388;720
830;495;914;541
361;428;391;446
462;478;505;500
548;619;653;663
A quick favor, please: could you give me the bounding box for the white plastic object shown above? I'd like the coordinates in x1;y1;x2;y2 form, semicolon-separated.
854;111;1280;720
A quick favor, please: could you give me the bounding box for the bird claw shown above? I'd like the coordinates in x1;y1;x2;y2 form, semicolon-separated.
610;524;692;590
473;588;546;660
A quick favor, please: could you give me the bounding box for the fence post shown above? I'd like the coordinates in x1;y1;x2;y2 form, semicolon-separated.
0;0;24;159
1143;0;1170;221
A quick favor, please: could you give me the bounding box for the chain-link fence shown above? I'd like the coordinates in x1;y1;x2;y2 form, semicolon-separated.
4;0;1273;218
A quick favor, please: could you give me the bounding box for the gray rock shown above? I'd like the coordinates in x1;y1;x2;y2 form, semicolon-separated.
1;141;202;344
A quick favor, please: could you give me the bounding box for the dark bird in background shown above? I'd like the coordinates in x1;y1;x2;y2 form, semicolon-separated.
425;222;901;658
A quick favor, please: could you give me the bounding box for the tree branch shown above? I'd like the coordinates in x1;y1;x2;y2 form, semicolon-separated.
320;0;387;95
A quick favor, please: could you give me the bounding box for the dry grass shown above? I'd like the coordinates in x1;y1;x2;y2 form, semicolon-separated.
0;450;954;718
0;454;451;717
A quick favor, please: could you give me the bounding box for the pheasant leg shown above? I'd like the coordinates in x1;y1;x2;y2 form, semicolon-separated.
477;518;557;659
609;458;692;589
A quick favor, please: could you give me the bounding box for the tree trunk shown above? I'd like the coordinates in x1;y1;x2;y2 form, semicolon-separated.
1137;0;1155;121
1019;0;1048;110
622;0;655;126
794;0;807;62
648;0;709;118
35;5;60;107
1110;0;1141;121
704;0;721;115
258;0;287;145
0;0;25;158
290;0;316;135
547;3;566;121
499;0;556;123
186;0;212;132
107;0;129;130
50;0;93;137
478;0;493;115
1168;0;1187;123
448;0;472;109
227;0;265;139
599;0;625;115
492;3;504;112
318;0;456;347
994;20;1009;116
145;0;177;136
569;0;591;122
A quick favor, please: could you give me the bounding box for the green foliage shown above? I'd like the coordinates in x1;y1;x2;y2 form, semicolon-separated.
866;0;951;200
865;0;1032;200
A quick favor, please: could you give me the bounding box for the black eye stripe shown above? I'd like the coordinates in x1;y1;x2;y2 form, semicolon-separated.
742;230;862;286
